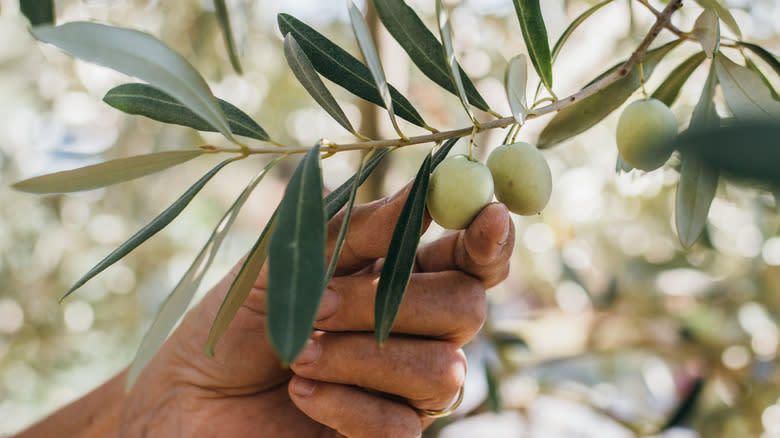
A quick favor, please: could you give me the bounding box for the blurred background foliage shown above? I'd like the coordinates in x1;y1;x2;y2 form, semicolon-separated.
1;0;780;436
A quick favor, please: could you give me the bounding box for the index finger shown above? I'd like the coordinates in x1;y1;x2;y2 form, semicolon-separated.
326;181;431;275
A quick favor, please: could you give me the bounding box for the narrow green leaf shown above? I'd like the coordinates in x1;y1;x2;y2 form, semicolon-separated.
534;0;614;100
284;34;360;137
692;9;720;58
20;0;54;25
371;0;490;112
277;13;429;129
104;83;269;141
432;137;461;168
206;148;392;355
651;52;707;107
32;22;234;141
324;148;390;218
694;0;741;39
677;155;719;249
551;0;613;64
538;40;680;148
324;151;371;284
348;2;391;113
738;42;780;78
205;212;276;357
128;156;283;388
512;0;553;92
267;144;326;363
675;122;780;185
12;150;204;194
505;54;531;123
374;153;432;344
348;1;404;137
61;158;235;301
715;54;780;121
676;65;719;249
436;0;475;123
213;0;242;74
745;57;780;101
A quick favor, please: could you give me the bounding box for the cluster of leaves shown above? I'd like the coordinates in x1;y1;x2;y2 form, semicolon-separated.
13;0;780;397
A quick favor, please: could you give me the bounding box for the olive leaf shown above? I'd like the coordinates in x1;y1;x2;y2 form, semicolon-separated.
21;0;54;25
60;158;235;301
745;57;780;101
676;65;720;249
127;156;284;389
675;123;780;185
267;144;326;364
436;0;476;124
213;0;242;74
205;212;276;357
738;42;780;78
104;83;269;141
715;54;780;121
277;13;429;130
652;52;707;107
538;40;680;148
693;0;741;39
375;153;432;344
348;1;404;138
512;0;553;93
32;22;234;142
206;148;392;356
505;54;531;124
371;0;490;112
692;8;720;58
534;0;614;100
12;150;204;194
283;34;361;138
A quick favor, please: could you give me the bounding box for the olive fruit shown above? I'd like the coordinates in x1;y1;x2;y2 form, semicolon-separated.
616;98;678;171
426;154;494;230
487;142;552;216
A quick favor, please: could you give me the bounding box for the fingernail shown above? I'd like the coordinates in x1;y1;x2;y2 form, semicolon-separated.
316;289;339;321
291;377;317;396
295;339;320;365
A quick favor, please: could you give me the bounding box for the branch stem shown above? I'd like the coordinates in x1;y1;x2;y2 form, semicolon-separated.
212;0;683;157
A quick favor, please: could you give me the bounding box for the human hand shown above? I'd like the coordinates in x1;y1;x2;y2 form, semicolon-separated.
119;183;515;438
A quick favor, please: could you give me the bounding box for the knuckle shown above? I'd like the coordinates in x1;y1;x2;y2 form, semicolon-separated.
430;344;467;395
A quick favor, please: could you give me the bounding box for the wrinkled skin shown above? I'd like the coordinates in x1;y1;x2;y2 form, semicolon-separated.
17;184;515;438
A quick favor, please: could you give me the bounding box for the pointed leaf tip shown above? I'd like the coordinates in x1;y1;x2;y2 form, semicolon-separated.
32;22;234;141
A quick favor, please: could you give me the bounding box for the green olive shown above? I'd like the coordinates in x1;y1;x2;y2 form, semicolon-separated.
487;142;552;216
426;154;494;230
616;98;678;171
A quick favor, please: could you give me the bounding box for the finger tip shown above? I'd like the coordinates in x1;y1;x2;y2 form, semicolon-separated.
472;203;511;240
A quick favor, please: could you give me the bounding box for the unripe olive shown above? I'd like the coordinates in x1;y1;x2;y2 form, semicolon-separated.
487;142;552;216
616;98;678;171
426;154;494;230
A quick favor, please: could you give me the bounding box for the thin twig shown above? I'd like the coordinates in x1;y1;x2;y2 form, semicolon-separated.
213;0;684;156
635;0;687;37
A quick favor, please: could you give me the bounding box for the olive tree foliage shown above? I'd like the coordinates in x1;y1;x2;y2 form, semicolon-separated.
11;0;780;430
